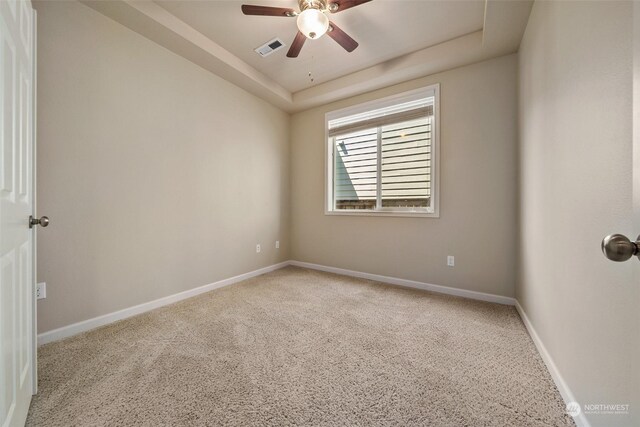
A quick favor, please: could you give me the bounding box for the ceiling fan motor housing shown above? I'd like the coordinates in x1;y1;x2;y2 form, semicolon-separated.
298;0;328;12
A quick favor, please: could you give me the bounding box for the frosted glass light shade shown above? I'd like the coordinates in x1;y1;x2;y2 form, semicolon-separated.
296;9;329;39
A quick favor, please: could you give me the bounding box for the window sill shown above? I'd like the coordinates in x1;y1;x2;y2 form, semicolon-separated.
324;210;439;218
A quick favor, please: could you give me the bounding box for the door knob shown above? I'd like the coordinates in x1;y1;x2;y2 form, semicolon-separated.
29;215;49;229
601;234;640;262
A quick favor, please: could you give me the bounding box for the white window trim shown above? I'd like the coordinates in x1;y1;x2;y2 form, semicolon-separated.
324;84;440;218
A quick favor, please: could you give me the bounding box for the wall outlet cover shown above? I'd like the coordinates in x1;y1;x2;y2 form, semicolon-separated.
36;282;46;300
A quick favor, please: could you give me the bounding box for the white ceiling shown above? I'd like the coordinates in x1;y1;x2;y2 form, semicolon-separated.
83;0;533;112
154;0;485;93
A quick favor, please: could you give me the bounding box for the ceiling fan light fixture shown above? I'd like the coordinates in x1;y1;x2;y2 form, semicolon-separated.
296;8;329;39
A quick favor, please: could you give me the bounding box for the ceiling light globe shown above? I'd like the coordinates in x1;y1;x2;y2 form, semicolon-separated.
297;9;329;39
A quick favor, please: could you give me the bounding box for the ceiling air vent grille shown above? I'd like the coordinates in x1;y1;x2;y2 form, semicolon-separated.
254;38;286;57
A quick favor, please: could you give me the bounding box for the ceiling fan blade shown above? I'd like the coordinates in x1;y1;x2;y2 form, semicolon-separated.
327;22;358;52
241;5;296;17
328;0;372;13
287;31;307;58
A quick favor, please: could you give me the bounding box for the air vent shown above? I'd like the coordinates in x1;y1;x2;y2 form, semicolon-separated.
254;38;286;57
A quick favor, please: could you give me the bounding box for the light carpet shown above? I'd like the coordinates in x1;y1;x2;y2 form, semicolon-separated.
27;266;574;426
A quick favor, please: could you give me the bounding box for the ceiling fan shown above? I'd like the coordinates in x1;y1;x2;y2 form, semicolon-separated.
241;0;372;58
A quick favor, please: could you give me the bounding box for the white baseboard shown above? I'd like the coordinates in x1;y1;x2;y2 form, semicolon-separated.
39;260;516;345
515;301;590;427
38;260;515;345
37;261;290;346
289;260;516;305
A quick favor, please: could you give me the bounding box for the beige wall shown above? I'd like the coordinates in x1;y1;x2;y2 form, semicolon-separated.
518;2;639;426
34;1;290;333
290;55;518;298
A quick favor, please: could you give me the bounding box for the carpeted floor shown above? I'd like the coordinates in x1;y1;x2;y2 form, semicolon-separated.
27;266;574;426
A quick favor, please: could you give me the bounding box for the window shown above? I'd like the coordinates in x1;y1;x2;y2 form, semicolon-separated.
325;85;439;217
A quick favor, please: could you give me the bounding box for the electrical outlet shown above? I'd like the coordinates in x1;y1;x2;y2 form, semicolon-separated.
36;282;46;300
256;244;261;253
275;240;280;249
447;256;455;267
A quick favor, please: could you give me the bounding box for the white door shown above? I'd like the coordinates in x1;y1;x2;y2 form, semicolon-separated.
0;1;36;426
599;5;640;424
634;6;640;420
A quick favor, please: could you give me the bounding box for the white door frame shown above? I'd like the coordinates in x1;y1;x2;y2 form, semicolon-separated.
31;6;37;395
634;0;640;230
